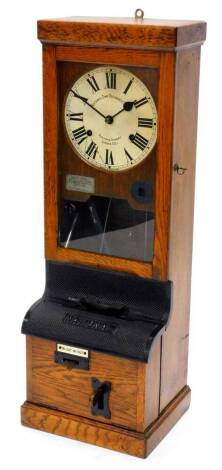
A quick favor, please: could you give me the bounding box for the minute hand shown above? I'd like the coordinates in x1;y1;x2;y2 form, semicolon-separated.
71;90;106;119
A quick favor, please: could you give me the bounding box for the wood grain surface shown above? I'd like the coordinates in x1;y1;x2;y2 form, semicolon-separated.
152;51;175;280
37;17;206;50
21;385;191;458
22;16;206;458
27;336;151;431
42;44;159;276
42;43;175;279
159;46;202;411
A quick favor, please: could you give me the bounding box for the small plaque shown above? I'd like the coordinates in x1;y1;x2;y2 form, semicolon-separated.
66;174;95;193
57;343;89;358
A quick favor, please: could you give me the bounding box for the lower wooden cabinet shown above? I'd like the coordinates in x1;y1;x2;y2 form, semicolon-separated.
23;335;191;457
26;336;155;431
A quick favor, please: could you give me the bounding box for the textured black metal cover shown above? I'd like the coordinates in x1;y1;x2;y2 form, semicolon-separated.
21;261;172;362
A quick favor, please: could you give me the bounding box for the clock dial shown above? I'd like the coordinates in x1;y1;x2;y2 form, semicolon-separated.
64;66;157;172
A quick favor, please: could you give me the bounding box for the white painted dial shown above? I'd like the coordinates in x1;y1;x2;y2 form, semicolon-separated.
64;66;158;172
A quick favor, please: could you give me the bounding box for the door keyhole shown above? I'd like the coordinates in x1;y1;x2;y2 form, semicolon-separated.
91;378;111;419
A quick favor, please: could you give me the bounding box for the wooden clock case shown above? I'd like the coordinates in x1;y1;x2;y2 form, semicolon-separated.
21;16;206;458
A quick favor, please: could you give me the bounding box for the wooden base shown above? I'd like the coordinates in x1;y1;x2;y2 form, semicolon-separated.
21;385;191;458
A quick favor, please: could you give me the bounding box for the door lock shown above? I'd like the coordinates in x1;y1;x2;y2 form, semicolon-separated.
91;378;111;419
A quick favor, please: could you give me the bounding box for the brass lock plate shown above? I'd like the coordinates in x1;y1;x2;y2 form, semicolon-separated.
55;343;89;370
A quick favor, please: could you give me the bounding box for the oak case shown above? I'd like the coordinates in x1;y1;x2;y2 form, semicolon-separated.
21;15;206;458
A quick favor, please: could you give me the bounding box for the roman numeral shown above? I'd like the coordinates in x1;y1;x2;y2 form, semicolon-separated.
87;75;100;92
106;71;116;89
134;97;149;108
72;126;88;144
124;148;134;162
67;112;83;121
86;141;97;159
138;117;153;128
105;149;114;166
124;79;133;94
131;132;149;151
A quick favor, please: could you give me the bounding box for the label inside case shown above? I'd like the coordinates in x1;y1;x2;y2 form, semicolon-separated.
66;174;95;194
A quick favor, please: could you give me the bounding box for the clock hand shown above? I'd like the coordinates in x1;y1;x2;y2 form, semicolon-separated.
71;90;106;119
112;101;135;119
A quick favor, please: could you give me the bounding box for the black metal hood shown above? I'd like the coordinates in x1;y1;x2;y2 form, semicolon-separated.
21;261;172;362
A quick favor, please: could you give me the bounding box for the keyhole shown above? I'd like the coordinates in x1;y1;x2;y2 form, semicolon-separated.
138;187;145;197
97;391;104;410
91;379;111;419
93;387;104;410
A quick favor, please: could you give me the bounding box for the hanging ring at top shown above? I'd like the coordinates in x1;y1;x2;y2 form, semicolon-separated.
134;9;144;20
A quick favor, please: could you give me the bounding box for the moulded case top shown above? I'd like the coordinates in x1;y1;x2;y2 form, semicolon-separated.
37;16;206;50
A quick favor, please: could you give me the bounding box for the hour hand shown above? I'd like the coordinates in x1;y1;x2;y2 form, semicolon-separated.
123;101;135;111
112;101;135;119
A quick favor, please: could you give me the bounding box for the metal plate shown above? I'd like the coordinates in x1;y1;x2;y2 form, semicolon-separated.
57;343;89;358
66;174;95;194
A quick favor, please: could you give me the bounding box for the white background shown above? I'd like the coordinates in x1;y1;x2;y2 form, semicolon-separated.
0;1;221;469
